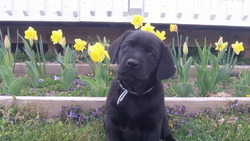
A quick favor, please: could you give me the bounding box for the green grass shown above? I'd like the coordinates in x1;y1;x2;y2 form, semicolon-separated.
172;115;250;141
1;101;249;141
1;116;249;141
0;121;106;141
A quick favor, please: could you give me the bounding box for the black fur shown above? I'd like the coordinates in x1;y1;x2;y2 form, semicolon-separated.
105;30;176;141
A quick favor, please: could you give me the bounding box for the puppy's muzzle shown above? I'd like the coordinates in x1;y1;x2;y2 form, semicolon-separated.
126;59;139;69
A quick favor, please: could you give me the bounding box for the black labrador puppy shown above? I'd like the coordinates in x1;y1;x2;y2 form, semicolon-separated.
105;30;176;141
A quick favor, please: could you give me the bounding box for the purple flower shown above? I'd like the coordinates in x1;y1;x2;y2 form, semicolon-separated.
50;72;55;75
81;81;86;85
69;110;78;119
188;132;193;137
39;78;44;83
79;115;88;121
191;111;199;118
95;108;100;112
53;75;60;80
168;91;172;96
166;109;170;114
69;87;74;91
72;79;79;85
73;106;79;110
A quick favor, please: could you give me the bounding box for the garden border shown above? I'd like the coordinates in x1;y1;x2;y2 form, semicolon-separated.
0;96;250;118
13;63;250;77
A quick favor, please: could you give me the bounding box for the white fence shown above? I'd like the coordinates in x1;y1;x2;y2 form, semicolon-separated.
0;0;250;27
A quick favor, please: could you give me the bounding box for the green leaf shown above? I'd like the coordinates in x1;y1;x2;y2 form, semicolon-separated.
62;68;76;85
216;65;229;82
8;77;26;95
182;57;193;82
173;82;194;97
57;53;67;71
59;67;77;90
35;62;43;78
217;45;227;62
4;50;14;68
79;75;97;87
25;61;39;87
19;35;35;60
0;65;14;87
63;46;70;67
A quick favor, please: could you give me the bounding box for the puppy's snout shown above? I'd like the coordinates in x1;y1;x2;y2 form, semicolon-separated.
126;59;139;69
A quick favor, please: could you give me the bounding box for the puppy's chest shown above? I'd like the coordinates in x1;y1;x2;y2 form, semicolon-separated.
114;101;159;133
117;96;155;121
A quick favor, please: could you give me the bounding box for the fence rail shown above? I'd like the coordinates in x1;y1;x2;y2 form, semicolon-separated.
0;0;250;26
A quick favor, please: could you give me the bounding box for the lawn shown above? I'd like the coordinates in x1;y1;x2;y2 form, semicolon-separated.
1;100;249;141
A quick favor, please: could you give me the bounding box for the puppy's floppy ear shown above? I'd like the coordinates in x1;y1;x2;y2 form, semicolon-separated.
108;31;132;64
156;43;176;81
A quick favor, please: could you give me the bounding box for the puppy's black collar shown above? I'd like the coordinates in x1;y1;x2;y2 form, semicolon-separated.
117;80;153;105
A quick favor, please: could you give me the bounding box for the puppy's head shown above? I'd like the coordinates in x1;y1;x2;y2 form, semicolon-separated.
109;30;175;81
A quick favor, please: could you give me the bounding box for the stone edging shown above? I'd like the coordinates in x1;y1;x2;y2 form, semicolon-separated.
1;96;249;118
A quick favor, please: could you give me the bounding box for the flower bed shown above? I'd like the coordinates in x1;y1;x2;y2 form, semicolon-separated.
1;16;250;97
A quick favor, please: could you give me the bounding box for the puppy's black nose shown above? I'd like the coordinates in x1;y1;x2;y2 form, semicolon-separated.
126;59;139;68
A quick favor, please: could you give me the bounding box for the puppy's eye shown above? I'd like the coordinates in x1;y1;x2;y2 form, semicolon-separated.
147;52;154;58
124;45;131;51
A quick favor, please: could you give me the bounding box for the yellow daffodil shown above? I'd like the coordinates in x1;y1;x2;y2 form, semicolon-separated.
24;26;38;46
74;38;87;52
24;26;38;41
50;29;63;45
131;15;144;29
183;41;188;56
169;24;178;32
154;30;166;41
215;36;228;52
231;41;244;55
4;35;11;49
246;94;250;97
88;42;110;62
141;23;155;33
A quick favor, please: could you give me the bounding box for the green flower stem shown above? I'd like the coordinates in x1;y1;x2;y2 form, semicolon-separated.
82;52;95;75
